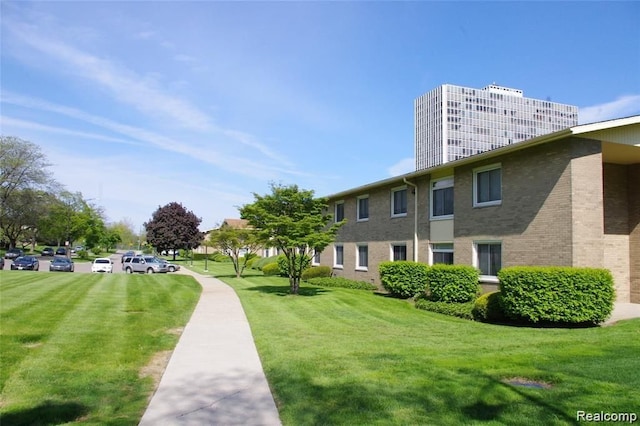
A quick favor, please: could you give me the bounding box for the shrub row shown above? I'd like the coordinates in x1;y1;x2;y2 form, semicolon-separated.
379;262;479;302
302;266;332;281
262;263;281;276
379;261;429;298
498;266;614;324
415;296;475;320
251;255;280;271
307;277;376;291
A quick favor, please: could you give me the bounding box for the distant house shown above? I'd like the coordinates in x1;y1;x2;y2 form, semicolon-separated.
194;219;251;254
319;116;640;303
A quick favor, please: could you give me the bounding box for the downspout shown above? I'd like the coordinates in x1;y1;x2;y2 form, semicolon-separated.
403;178;419;262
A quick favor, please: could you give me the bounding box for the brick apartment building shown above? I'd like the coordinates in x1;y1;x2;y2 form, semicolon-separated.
319;116;640;303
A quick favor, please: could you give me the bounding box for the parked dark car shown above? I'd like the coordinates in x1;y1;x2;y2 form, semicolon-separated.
41;247;55;256
4;248;24;259
55;247;67;256
0;257;4;270
49;256;74;272
11;256;39;271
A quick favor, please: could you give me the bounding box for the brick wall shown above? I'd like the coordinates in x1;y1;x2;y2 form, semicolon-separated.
603;163;630;301
629;164;640;303
454;140;576;269
570;139;604;268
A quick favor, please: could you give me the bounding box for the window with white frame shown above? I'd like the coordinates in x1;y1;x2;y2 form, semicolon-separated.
431;177;454;218
431;243;454;265
391;244;407;261
357;195;369;221
475;242;502;276
312;250;321;266
391;187;408;217
335;201;344;222
474;164;502;207
334;245;344;268
356;244;368;270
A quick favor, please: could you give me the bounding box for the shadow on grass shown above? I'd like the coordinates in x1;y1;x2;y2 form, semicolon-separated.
1;401;88;426
245;285;331;297
266;362;575;425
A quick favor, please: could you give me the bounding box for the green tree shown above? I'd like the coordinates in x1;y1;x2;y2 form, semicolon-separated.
108;219;137;249
0;137;57;247
208;222;261;278
240;183;345;294
145;202;203;259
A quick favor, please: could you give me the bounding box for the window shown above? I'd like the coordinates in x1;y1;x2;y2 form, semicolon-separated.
391;244;407;261
334;245;344;268
474;164;502;206
356;244;368;270
475;242;502;276
312;250;321;266
357;196;369;221
391;187;408;217
431;243;454;265
431;177;454;218
335;201;344;222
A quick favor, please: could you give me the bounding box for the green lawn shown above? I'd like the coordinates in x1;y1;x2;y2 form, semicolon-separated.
193;261;640;426
0;271;201;425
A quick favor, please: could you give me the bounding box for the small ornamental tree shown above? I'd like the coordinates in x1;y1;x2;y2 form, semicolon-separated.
208;222;262;278
145;202;203;259
240;183;346;294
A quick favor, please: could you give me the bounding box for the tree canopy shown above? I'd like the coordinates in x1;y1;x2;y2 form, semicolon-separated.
145;202;203;259
240;183;345;294
208;221;261;278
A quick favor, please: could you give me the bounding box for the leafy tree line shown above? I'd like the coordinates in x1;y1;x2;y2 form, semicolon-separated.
0;136;137;251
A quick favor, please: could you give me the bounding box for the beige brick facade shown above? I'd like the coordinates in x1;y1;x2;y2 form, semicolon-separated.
321;119;639;302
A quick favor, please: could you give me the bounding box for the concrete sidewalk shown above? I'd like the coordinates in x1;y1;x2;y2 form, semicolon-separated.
139;269;281;425
604;302;640;325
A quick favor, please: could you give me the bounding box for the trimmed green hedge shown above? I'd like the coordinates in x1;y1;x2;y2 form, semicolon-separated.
427;265;479;303
307;277;376;291
379;261;429;298
302;266;332;281
262;262;281;276
472;291;506;322
415;296;475;320
251;255;280;270
498;266;615;324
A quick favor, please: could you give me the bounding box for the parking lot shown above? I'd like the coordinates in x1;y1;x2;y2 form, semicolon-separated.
3;253;124;274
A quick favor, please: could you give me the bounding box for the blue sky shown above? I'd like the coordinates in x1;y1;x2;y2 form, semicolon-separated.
2;1;639;232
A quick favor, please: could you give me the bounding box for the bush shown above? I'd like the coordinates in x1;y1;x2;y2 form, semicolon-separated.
76;249;89;260
307;277;376;291
415;295;475;320
251;255;280;270
277;254;311;277
262;262;281;276
90;246;102;256
472;291;506;322
379;261;429;298
498;266;615;324
302;266;332;281
246;256;261;269
426;265;479;303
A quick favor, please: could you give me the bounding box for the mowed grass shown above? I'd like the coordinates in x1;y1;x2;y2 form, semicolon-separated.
193;262;640;425
0;271;201;425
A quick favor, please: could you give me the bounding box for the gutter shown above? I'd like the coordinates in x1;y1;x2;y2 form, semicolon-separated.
403;178;419;262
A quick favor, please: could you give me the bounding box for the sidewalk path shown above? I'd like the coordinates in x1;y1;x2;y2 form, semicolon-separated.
139;268;281;425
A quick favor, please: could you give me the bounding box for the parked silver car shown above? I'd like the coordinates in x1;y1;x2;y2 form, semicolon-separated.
122;256;168;274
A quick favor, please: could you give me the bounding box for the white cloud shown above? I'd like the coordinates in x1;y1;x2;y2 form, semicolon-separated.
388;157;415;177
579;95;640;124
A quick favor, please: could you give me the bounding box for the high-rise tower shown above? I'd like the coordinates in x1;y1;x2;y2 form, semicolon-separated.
414;84;578;170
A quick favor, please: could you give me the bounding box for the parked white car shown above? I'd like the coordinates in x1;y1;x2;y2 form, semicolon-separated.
91;258;113;273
